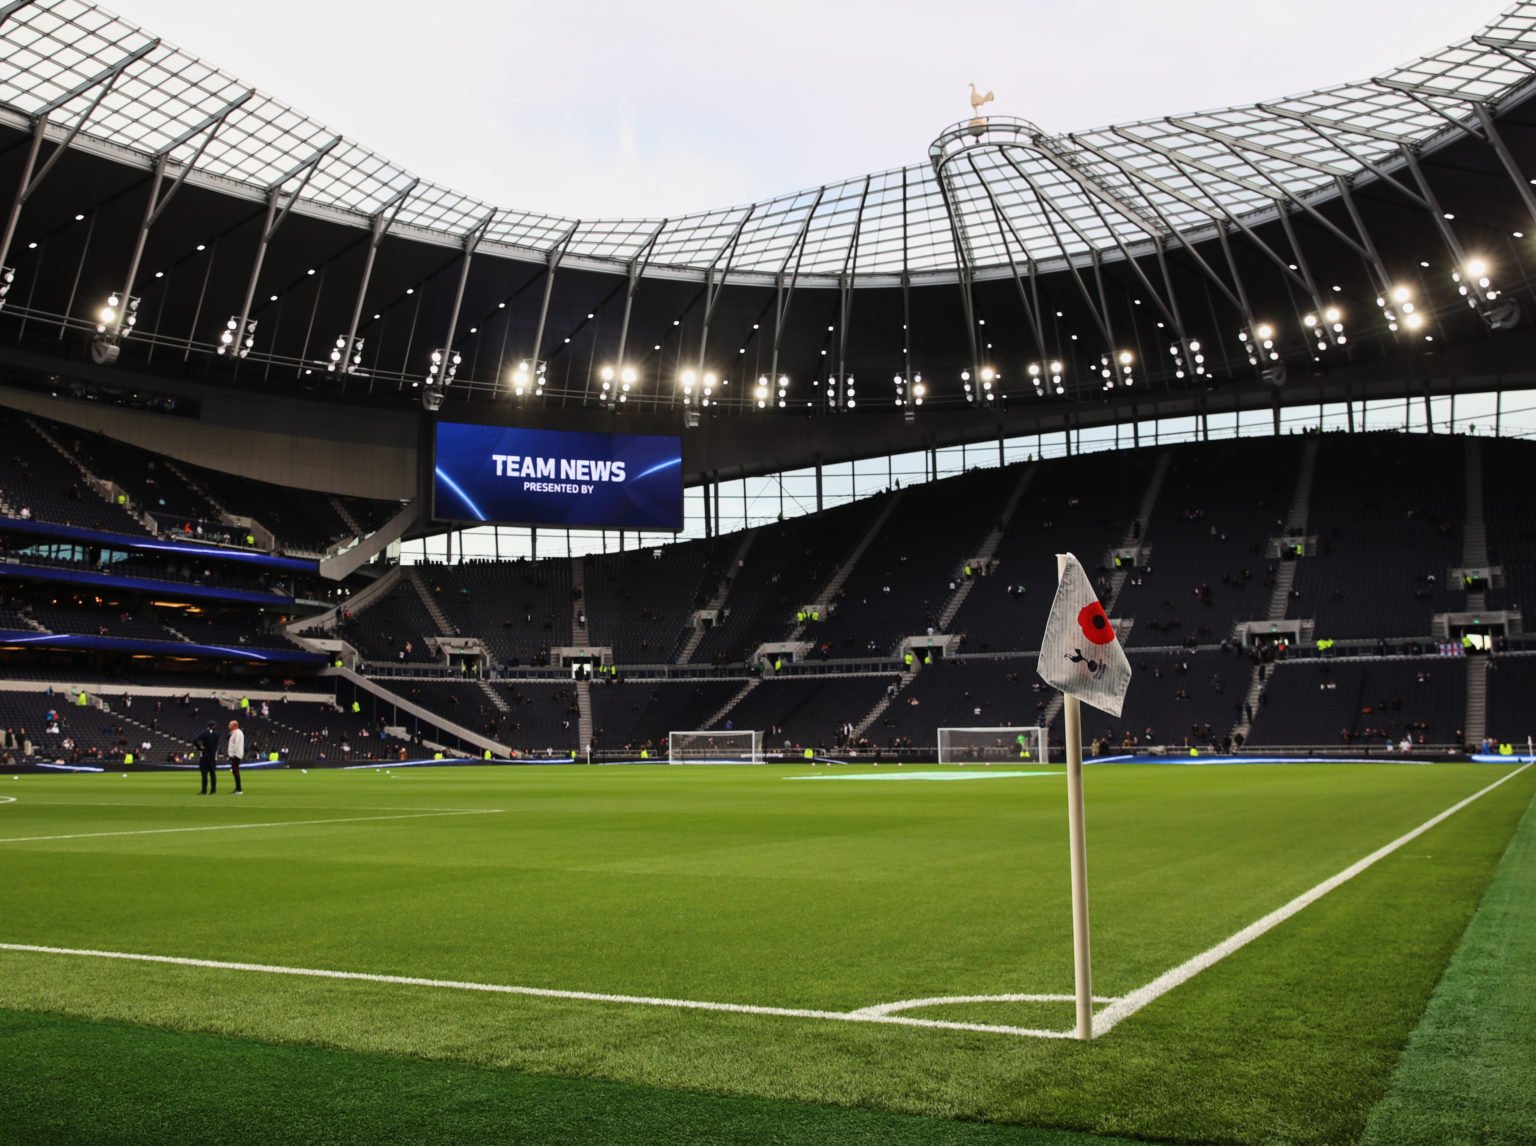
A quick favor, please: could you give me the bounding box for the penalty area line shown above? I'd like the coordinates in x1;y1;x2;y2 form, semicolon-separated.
0;808;505;845
1094;761;1534;1037
0;942;1078;1040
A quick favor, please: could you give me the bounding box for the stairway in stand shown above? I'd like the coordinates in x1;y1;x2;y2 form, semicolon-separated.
937;464;1036;631
675;529;757;665
405;567;454;635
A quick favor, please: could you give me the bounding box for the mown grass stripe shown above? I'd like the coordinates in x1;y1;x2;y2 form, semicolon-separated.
0;807;504;844
1358;777;1536;1145
1094;762;1532;1035
0;1008;1158;1146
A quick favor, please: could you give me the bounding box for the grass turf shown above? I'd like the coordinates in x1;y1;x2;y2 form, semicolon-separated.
0;761;1530;1144
1358;767;1536;1146
0;1007;1153;1146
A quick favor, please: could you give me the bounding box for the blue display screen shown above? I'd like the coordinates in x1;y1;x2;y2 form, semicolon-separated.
433;423;683;531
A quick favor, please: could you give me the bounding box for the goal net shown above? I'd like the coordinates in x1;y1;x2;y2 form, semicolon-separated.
668;729;765;764
937;726;1047;766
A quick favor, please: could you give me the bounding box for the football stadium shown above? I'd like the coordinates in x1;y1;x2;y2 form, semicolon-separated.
2;1;1536;1142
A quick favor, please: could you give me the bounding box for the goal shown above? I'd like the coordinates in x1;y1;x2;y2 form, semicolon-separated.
937;726;1048;766
668;729;765;764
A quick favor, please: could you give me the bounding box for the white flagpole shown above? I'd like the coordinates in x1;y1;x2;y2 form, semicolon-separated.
1052;552;1093;1040
1064;691;1093;1040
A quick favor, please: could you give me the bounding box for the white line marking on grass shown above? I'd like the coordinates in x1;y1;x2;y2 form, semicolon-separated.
851;992;1118;1017
0;942;1077;1040
1094;762;1534;1037
788;771;1058;783
0;808;505;845
0;796;15;804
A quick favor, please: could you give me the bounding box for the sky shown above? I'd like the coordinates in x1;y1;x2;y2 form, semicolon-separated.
117;0;1503;220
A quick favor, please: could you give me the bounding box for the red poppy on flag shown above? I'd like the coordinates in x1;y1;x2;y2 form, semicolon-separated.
1078;602;1115;645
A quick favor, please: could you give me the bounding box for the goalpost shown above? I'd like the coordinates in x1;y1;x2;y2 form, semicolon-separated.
667;730;765;765
937;726;1048;766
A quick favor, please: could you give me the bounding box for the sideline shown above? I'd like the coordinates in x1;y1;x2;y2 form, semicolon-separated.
0;942;1077;1039
0;807;505;845
1093;763;1533;1035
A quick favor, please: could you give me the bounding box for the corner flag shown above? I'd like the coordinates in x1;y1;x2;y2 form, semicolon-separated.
1037;552;1132;1041
1037;553;1131;718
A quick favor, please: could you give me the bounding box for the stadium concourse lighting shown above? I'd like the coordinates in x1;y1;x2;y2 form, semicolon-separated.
1238;322;1279;365
1454;257;1519;329
327;335;364;374
428;347;460;386
0;265;13;310
826;373;854;411
892;372;924;407
1302;306;1347;351
679;369;718;407
978;366;997;403
1098;352;1132;391
1028;360;1065;396
511;359;546;398
217;316;257;358
600;365;637;404
96;291;139;335
1168;339;1205;380
1377;285;1423;333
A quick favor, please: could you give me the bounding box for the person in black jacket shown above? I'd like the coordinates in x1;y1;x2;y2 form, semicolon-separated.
193;721;219;795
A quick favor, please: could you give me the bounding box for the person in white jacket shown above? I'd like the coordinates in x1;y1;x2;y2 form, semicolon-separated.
226;720;246;795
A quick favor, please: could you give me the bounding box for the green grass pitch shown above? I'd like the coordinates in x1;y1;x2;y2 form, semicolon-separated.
0;760;1531;1144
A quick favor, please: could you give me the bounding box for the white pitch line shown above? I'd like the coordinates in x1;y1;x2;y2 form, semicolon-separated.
0;808;505;845
851;992;1118;1017
0;942;1076;1040
1093;762;1534;1036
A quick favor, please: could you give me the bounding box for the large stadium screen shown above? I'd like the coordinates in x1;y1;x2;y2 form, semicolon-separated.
432;422;683;531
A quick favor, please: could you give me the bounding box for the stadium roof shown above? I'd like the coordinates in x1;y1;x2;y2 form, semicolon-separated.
2;0;1535;284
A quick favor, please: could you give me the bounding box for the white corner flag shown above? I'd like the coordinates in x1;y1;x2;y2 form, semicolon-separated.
1037;552;1131;1041
1037;553;1131;718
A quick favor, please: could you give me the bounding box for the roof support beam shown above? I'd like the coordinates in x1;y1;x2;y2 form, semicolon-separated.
442;209;496;357
769;190;825;388
1471;33;1536;71
1005;155;1116;349
836;177;871;387
1275;113;1431;210
695;208;754;375
976;179;1046;359
1112;126;1278;201
614;218;668;379
336;179;418;380
1472;103;1536;234
1397;144;1472;273
1377;85;1536;233
0;1;39;26
0;39;160;276
527;219;580;384
930;151;982;372
228;136;341;363
35;38;160;116
1166;117;1354;179
1256;102;1409;147
107;90;252;341
1334;177;1394;299
1069;134;1246;312
1073;176;1184;338
1156;150;1312;295
1181;126;1384;285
